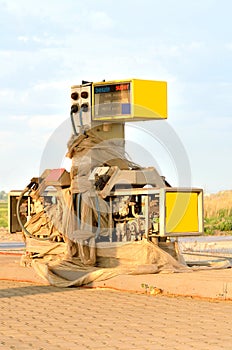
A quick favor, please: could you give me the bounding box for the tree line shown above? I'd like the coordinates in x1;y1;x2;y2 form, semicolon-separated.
0;191;7;201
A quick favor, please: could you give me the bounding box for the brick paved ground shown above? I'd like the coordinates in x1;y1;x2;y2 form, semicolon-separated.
0;280;232;350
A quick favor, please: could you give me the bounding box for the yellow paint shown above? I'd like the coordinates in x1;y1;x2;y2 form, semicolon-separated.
166;192;199;233
132;79;167;119
92;78;167;121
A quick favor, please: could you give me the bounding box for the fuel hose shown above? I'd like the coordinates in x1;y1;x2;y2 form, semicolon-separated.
16;185;59;241
70;108;85;135
70;110;77;135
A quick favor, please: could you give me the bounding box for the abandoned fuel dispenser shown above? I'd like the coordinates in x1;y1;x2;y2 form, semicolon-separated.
69;78;203;240
10;78;204;264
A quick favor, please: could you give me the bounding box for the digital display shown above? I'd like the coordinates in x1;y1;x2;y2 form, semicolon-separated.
94;82;131;119
94;83;130;94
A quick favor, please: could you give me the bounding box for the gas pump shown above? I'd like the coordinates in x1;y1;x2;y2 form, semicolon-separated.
12;78;204;263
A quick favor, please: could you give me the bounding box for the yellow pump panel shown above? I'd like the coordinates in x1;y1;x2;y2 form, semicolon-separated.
132;79;167;119
92;78;167;121
165;192;199;233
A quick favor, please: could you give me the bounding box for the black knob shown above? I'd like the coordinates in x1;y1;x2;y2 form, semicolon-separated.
81;91;88;99
81;103;88;112
71;92;79;100
71;104;79;113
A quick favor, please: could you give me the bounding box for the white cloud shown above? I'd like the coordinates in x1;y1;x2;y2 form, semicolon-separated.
150;44;181;58
89;11;115;30
4;0;68;19
33;80;69;91
0;130;15;140
0;130;20;155
17;36;29;42
147;41;205;59
225;43;232;51
10;115;28;121
186;41;204;51
0;88;12;97
27;114;66;130
30;35;63;47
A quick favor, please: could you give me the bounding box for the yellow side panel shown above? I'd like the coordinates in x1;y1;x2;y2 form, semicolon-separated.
133;79;167;119
166;192;199;233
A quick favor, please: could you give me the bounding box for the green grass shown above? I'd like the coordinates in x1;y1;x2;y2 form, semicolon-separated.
204;209;232;235
0;201;8;227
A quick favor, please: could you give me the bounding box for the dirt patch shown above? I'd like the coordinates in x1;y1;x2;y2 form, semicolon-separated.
0;228;24;242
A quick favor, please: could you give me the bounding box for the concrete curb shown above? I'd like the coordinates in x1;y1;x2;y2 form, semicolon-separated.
1;253;232;300
88;269;232;301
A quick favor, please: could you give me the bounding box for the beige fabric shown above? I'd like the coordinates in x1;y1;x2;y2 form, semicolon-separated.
62;130;141;263
25;129;193;286
31;240;191;287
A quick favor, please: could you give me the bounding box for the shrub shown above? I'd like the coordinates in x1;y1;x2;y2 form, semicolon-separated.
0;201;8;228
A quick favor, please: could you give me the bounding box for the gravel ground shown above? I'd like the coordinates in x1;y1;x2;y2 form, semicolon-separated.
0;228;23;242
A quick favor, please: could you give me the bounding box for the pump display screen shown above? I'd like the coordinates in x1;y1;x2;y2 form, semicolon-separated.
93;82;131;119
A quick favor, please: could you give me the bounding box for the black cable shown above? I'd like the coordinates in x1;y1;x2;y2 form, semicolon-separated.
70;110;77;135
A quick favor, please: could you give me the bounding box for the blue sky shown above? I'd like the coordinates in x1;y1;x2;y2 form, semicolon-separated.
0;0;231;193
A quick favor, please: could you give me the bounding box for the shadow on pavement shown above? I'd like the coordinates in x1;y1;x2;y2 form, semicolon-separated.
0;284;80;298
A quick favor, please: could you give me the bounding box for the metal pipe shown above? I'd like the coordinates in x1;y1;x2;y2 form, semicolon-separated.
182;251;232;259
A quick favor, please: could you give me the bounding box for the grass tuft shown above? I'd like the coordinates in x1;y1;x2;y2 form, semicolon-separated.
204;190;232;235
0;201;8;228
